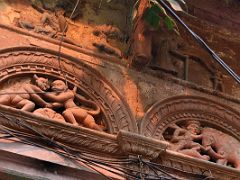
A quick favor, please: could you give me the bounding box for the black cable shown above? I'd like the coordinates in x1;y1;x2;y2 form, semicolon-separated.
0;113;114;179
155;0;240;84
0;123;113;180
0;116;174;180
56;0;80;87
142;159;178;180
0;114;142;179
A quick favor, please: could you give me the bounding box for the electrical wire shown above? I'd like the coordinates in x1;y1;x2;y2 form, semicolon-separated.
56;0;80;87
155;0;240;84
0;113;210;179
0;112;183;179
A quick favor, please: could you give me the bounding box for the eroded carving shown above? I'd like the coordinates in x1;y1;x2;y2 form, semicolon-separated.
0;47;137;134
140;96;240;170
164;120;240;169
131;0;183;73
169;121;210;161
0;75;50;111
0;75;103;131
43;79;103;131
13;7;72;43
33;108;65;123
202;127;240;169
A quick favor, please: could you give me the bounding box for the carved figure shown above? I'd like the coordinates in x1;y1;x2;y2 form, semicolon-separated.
13;7;68;38
202;127;240;169
40;8;68;35
43;80;103;131
131;0;182;73
211;69;224;92
170;121;209;160
33;108;65;123
0;75;50;112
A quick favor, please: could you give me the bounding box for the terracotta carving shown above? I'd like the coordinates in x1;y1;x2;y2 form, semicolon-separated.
0;75;50;111
33;108;65;123
166;120;240;169
42;80;103;131
169;121;210;161
0;74;103;131
40;8;68;36
0;48;137;133
202;127;240;169
131;0;182;74
13;8;68;38
211;69;224;92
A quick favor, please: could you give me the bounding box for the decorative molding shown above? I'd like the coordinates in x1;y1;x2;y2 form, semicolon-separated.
117;130;168;160
0;46;137;134
160;150;240;180
0;105;121;156
0;103;239;178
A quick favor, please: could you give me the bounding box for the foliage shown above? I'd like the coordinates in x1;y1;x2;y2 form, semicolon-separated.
134;0;186;31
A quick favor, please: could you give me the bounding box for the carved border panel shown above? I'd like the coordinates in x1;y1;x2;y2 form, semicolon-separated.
0;46;137;134
140;95;240;140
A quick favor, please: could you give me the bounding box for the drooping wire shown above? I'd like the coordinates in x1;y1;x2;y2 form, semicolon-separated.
0;113;114;180
0;111;211;179
0;112;184;179
154;0;240;84
56;0;80;88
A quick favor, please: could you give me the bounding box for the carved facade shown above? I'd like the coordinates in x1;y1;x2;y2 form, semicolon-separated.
0;0;240;179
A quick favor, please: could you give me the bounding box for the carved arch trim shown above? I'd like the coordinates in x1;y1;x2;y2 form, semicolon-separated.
140;95;240;140
0;46;137;134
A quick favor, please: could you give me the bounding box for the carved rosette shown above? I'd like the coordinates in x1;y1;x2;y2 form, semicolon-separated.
0;46;137;134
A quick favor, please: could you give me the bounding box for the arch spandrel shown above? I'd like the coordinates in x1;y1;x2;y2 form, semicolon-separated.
0;46;137;134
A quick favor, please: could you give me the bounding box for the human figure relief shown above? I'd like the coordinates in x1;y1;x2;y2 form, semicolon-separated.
0;75;50;112
170;121;210;161
202;127;240;169
43;80;103;131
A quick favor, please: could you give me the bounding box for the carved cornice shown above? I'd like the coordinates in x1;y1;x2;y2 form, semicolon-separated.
0;105;239;179
0;104;169;159
161;150;240;179
117;130;168;160
0;105;121;156
0;46;137;134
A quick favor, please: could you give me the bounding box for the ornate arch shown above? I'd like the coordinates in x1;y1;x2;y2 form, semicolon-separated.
140;95;240;140
0;46;137;134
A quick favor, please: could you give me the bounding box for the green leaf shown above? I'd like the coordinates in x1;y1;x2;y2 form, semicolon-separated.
143;4;163;29
164;16;174;31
